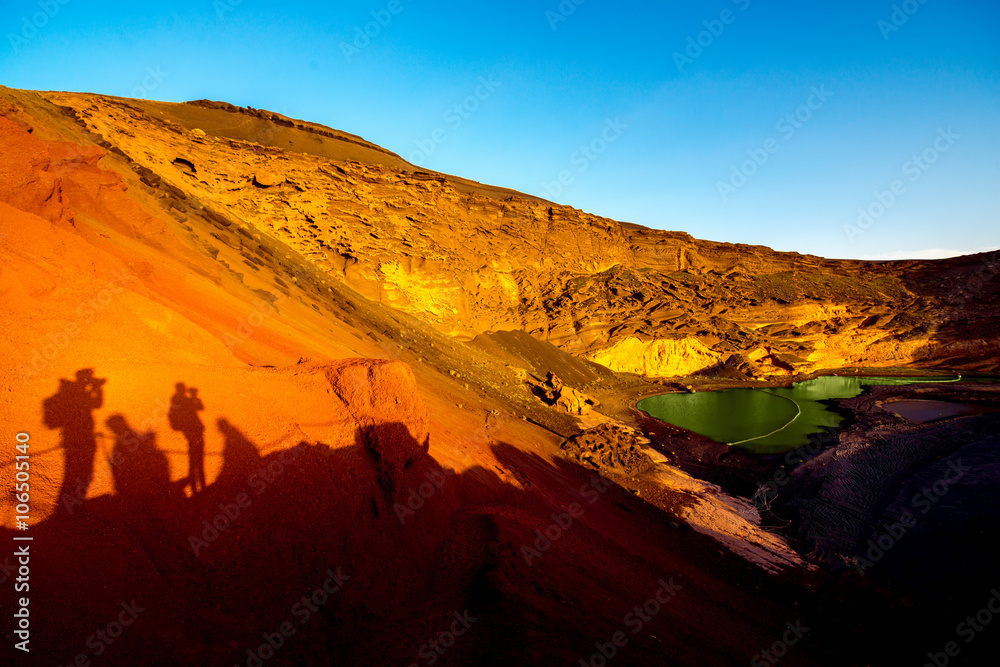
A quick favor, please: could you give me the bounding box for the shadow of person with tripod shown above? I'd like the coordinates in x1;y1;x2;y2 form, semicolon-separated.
169;382;207;495
43;368;105;512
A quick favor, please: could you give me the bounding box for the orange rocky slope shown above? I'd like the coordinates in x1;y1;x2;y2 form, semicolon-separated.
0;87;993;666
0;88;846;666
33;90;1000;379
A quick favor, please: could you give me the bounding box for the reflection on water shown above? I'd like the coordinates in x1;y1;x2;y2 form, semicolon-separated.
637;375;963;454
886;399;979;423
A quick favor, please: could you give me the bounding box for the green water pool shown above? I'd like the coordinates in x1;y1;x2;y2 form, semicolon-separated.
637;375;965;454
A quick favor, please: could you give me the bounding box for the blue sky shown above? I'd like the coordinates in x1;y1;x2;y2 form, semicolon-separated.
2;0;998;260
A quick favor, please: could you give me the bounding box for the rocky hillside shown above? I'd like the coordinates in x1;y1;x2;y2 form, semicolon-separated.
0;85;846;666
25;88;1000;379
0;86;996;666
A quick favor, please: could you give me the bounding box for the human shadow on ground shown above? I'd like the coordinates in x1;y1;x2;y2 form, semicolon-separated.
169;383;207;494
42;368;105;510
10;377;853;667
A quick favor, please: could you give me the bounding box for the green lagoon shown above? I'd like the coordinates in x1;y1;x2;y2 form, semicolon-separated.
637;375;963;454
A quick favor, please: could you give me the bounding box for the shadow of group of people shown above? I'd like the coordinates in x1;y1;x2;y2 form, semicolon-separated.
43;369;214;509
25;366;809;667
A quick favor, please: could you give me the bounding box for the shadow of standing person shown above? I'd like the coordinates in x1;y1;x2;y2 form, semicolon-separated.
215;418;262;488
105;414;171;501
42;368;105;512
169;382;206;495
104;413;190;578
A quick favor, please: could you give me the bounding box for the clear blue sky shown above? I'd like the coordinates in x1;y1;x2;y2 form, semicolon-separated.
2;0;998;260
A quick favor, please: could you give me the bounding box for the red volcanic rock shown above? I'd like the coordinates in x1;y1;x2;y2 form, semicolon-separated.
324;358;429;445
0;115;77;227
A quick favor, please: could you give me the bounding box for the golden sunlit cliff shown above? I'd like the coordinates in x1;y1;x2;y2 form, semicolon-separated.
24;89;1000;380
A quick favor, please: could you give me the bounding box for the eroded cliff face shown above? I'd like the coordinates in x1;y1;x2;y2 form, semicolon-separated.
2;86;994;667
22;91;1000;376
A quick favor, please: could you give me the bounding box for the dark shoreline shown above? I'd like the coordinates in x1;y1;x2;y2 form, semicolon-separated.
632;377;1000;666
628;370;1000;497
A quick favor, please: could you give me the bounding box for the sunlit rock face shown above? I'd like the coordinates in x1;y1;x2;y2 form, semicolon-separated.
587;337;723;377
10;90;1000;382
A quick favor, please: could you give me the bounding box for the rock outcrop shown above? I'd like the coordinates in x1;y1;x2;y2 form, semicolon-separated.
528;371;600;415
20;89;999;378
560;423;654;475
